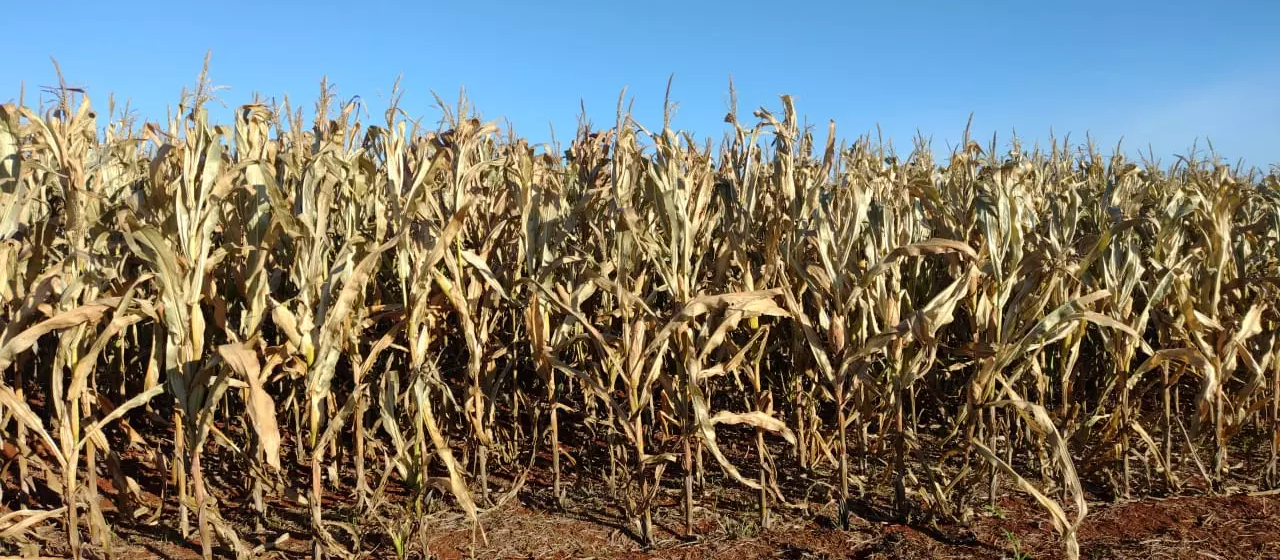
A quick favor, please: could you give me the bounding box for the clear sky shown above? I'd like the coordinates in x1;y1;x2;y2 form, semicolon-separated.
7;0;1278;168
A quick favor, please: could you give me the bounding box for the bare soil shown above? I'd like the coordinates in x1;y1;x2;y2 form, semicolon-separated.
5;419;1280;559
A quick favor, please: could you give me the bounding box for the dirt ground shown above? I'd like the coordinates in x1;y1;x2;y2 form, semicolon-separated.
5;421;1280;559
402;491;1280;560
422;490;1280;560
7;463;1280;559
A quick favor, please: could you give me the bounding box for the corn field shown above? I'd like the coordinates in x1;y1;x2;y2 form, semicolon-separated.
2;64;1279;560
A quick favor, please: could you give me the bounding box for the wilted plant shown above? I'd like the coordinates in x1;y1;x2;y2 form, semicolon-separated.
2;63;1278;560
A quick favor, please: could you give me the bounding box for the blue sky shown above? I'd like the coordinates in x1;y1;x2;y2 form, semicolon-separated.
7;0;1278;168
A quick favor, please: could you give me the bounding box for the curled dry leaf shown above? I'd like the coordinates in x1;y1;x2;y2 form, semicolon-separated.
218;343;283;471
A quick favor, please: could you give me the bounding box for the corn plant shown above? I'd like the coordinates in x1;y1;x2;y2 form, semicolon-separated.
3;67;1279;560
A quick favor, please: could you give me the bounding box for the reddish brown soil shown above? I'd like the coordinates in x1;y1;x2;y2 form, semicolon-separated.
406;492;1280;560
4;419;1280;559
6;463;1279;559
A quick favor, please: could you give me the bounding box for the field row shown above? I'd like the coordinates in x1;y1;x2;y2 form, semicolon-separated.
1;74;1278;559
